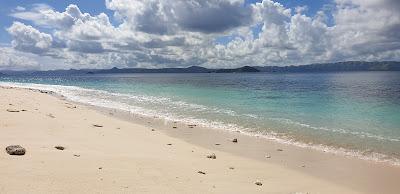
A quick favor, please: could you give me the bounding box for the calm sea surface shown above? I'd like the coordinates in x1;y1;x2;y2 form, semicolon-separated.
1;72;400;164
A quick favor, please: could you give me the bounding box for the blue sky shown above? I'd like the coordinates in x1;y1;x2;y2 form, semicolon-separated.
0;0;399;70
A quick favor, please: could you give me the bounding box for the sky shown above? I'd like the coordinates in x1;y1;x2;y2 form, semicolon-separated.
0;0;399;70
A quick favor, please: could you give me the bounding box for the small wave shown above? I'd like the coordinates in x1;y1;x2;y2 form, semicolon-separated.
2;81;400;166
268;117;400;142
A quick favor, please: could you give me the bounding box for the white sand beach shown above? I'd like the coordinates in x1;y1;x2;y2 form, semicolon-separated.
1;86;399;194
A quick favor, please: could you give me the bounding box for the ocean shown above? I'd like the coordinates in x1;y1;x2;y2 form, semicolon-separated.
1;71;399;164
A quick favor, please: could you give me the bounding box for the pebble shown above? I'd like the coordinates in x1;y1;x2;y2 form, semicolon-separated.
6;109;20;112
55;146;65;150
5;145;26;155
207;153;216;159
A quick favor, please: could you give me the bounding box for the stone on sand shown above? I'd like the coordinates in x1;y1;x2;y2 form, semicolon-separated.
255;181;263;186
6;109;20;113
55;146;65;150
6;145;26;155
207;153;216;159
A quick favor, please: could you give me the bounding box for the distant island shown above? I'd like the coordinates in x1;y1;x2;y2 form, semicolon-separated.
1;61;399;76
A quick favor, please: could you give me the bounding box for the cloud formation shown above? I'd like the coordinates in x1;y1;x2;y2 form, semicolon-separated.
3;0;400;70
6;22;53;54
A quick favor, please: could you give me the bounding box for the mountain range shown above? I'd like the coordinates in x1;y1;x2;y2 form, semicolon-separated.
1;61;399;76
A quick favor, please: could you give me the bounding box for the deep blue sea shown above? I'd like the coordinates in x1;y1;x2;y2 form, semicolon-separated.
1;72;400;164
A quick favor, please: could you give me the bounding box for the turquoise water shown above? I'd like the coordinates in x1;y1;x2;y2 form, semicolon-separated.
1;72;400;164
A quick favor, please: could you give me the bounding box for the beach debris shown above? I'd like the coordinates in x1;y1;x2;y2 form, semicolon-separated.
215;143;221;145
151;129;155;131
21;109;27;112
172;126;177;129
167;143;172;146
265;155;271;159
229;167;235;170
255;181;263;186
6;145;26;155
8;103;13;106
207;153;217;159
55;146;65;150
99;167;103;170
232;138;238;143
188;124;197;128
6;109;20;113
73;154;80;157
66;105;77;109
47;114;56;118
93;124;103;128
301;165;306;168
197;171;206;175
277;149;283;152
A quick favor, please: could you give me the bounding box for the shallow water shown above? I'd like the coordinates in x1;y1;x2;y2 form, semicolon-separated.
1;72;400;164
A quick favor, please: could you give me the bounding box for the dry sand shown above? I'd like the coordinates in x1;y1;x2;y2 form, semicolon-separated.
0;86;399;193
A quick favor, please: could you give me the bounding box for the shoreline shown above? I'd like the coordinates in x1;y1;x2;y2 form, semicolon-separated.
1;86;400;193
93;98;400;193
1;81;399;167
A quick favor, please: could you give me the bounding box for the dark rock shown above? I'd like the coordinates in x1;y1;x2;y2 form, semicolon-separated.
167;143;172;146
55;146;65;150
255;181;262;186
6;145;26;155
6;109;19;113
232;138;238;143
172;126;177;129
207;153;216;159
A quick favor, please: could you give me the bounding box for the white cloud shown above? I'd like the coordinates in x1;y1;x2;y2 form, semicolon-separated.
6;22;53;54
0;47;40;70
2;0;400;70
